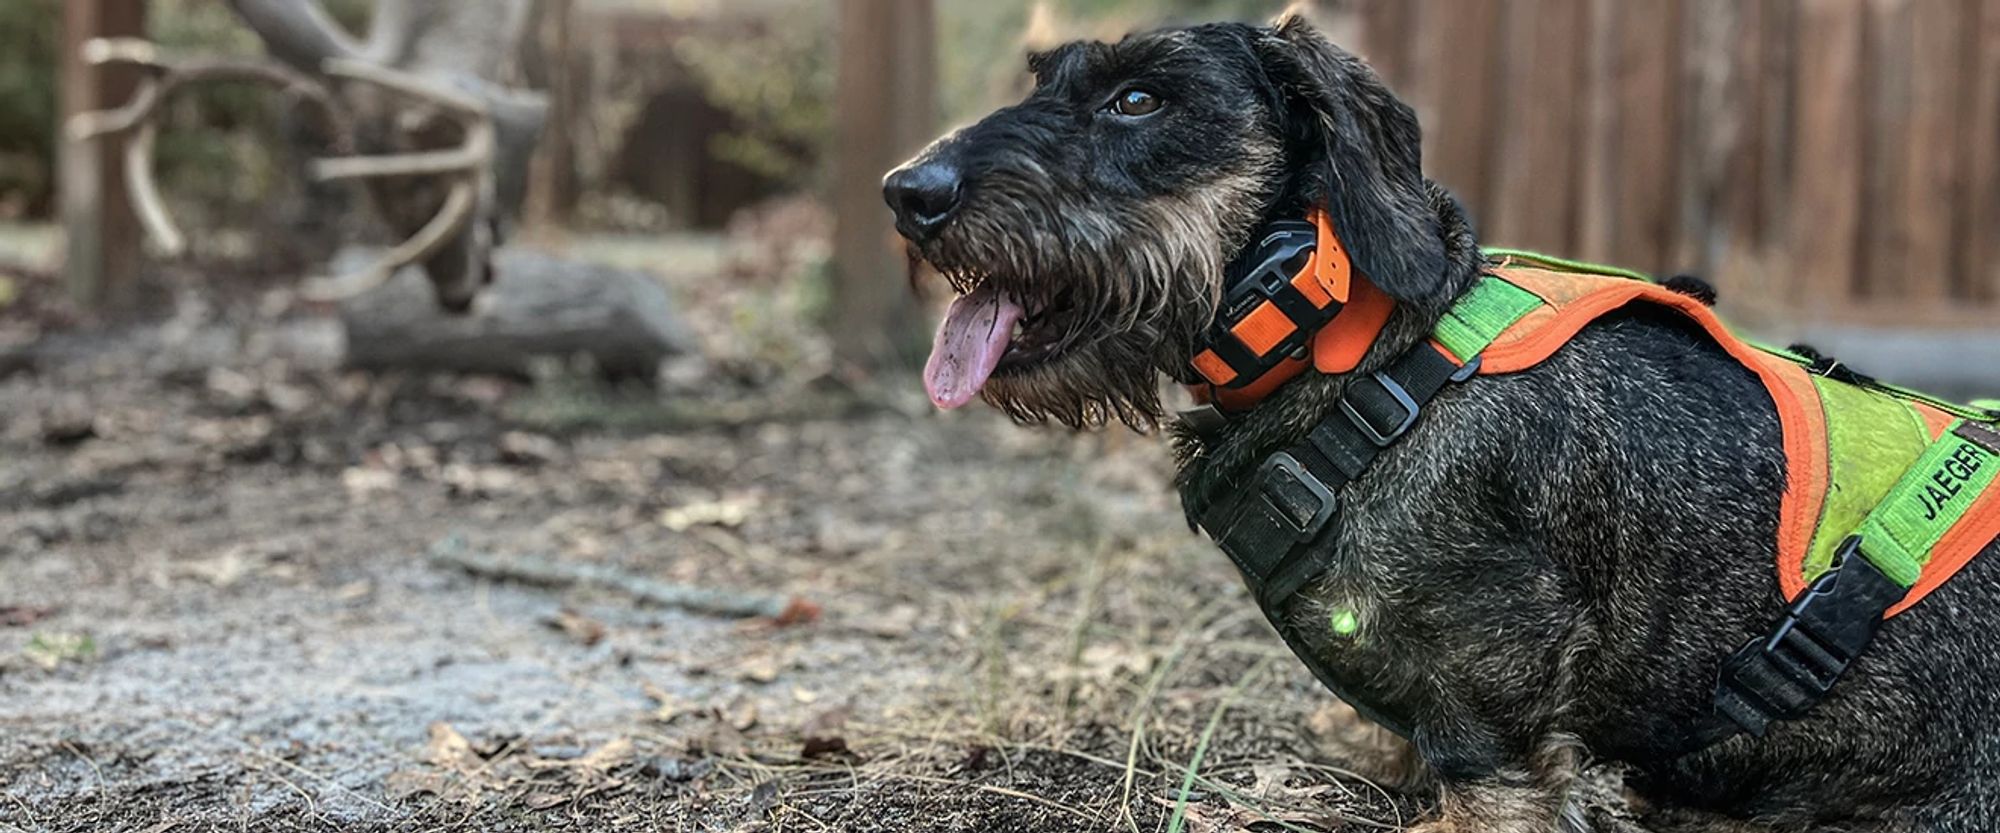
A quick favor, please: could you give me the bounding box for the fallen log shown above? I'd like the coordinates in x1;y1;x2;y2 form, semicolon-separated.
339;247;696;379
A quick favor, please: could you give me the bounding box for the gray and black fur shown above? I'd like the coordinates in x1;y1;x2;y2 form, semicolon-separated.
885;14;2000;832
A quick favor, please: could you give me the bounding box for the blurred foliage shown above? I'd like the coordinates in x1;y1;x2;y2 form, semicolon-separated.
673;6;834;184
0;0;59;218
0;0;372;223
941;0;1282;125
674;0;1286;195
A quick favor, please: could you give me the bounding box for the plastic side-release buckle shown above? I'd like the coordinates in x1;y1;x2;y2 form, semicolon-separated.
1713;537;1904;736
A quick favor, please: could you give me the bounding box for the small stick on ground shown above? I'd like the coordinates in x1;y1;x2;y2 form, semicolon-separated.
428;536;818;623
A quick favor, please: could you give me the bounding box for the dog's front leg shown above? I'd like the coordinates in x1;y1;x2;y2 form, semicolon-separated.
1416;782;1567;833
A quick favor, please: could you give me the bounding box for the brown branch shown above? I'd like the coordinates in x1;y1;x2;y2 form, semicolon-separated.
427;537;817;623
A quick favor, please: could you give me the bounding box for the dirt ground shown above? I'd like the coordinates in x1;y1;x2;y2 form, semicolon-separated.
0;238;1423;832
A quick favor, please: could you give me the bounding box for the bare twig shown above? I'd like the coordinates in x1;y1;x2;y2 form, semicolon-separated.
427;536;818;622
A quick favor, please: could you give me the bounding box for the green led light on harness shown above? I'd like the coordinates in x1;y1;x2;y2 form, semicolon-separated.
1330;608;1360;637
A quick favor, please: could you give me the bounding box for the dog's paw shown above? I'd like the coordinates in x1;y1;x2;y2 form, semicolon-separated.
1305;700;1427;789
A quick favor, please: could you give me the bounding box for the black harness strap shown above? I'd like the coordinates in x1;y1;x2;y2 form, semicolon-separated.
1195;340;1474;738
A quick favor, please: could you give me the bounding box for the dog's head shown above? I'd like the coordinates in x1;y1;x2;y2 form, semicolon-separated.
884;14;1449;429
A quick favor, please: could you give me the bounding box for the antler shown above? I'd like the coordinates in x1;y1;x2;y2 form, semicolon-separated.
67;40;498;302
296;58;494;299
67;38;351;258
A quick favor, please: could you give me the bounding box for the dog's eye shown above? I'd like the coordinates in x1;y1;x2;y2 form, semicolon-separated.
1109;88;1163;118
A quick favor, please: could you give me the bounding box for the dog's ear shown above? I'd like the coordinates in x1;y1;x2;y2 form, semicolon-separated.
1256;15;1449;304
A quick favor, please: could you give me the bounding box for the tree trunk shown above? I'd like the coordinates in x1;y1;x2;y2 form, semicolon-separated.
830;0;936;372
525;0;578;227
59;0;146;310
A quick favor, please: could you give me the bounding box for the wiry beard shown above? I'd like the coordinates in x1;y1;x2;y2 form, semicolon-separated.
913;147;1277;430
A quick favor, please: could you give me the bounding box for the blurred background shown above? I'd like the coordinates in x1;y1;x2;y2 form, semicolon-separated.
0;1;1996;829
6;0;1995;388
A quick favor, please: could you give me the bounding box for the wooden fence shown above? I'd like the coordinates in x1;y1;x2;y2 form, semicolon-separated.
1331;0;2000;329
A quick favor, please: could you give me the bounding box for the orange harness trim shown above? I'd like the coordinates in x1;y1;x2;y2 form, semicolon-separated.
1480;266;1998;617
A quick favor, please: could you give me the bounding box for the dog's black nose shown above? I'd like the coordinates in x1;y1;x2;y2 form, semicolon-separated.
883;161;963;242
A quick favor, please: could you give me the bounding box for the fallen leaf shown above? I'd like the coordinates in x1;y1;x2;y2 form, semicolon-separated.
174;547;262;588
643;682;695;723
0;606;58;628
659;496;757;531
799;735;849;760
574;737;635;775
384;769;451;802
341;467;398;499
726;699;759;731
1249;762;1330;803
499;432;563;465
736;655;781;684
770;596;821;627
543;608;607;647
426;722;480;772
440;464;523;497
849;604;920;638
800;705;850;739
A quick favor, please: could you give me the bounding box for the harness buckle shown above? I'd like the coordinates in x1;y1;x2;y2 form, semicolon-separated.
1713;537;1904;736
1341;372;1421;447
1176;404;1230;437
1253;452;1338;542
1449;353;1484;383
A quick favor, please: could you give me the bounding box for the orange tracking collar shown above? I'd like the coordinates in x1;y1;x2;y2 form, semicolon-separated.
1187;209;1395;413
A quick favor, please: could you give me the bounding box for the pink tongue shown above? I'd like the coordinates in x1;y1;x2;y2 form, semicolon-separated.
923;285;1025;409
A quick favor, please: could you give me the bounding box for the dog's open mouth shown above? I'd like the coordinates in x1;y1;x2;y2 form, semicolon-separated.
923;281;1083;409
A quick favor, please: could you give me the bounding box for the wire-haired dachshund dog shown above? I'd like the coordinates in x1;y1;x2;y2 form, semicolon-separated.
883;13;2000;833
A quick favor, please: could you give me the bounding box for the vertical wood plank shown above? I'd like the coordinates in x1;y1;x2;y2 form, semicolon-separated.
1897;0;1965;302
1747;0;1802;312
1673;0;1744;280
1490;0;1587;252
1788;0;1866;309
1757;0;1798;266
1599;0;1682;272
1576;0;1620;262
1414;0;1505;226
1961;0;2000;302
1357;0;1418;93
1723;0;1767;249
1861;0;1915;300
